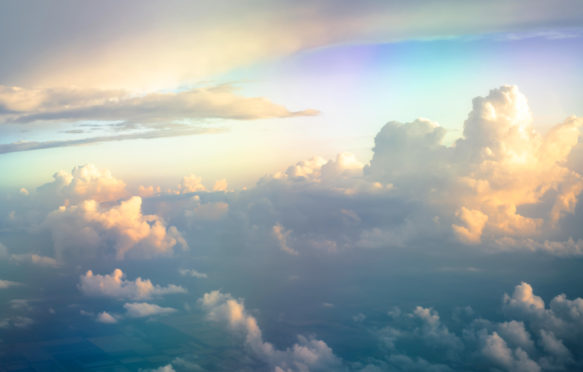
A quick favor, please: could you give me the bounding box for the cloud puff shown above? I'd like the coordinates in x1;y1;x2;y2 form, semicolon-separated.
273;223;298;256
368;282;583;371
46;196;186;260
96;311;117;324
123;302;177;318
37;164;127;203
200;290;342;371
0;279;21;289
179;268;208;279
366;86;583;246
79;268;186;300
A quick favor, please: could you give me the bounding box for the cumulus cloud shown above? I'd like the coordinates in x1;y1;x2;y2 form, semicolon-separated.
79;268;186;300
96;311;117;324
36;164;127;203
124;302;177;318
200;290;342;371
369;282;583;371
363;85;583;250
45;196;186;260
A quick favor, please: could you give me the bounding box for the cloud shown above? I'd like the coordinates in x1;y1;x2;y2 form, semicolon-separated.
0;84;318;124
176;174;207;194
273;223;298;256
0;279;21;289
1;1;582;90
140;365;176;372
368;282;583;371
179;268;208;279
200;290;342;371
10;254;59;267
123;302;177;318
36;164;126;203
0;126;221;154
480;332;541;372
45;196;187;260
79;268;186;300
0;316;33;329
96;311;117;324
359;85;583;251
0;84;318;153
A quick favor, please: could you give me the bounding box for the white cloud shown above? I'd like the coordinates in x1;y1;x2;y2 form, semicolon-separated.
200;290;342;371
46;196;187;260
179;268;208;279
0;279;21;289
79;268;186;300
273;223;298;256
0;85;318;125
503;282;545;313
364;85;583;248
372;282;583;371
124;302;177;318
480;332;540;372
37;164;127;203
176;174;206;194
140;364;176;372
96;311;117;324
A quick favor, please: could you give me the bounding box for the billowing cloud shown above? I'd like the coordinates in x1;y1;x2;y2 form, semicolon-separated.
37;164;127;203
200;290;342;371
366;282;583;371
45;196;186;260
367;86;583;246
123;302;177;318
79;268;186;300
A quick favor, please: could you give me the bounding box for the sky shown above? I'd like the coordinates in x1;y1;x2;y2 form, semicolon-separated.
1;1;583;371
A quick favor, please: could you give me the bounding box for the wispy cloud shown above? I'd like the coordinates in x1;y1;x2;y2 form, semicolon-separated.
0;85;318;125
0;126;223;154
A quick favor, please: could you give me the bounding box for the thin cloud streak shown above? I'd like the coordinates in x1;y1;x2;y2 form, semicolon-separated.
0;127;225;154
